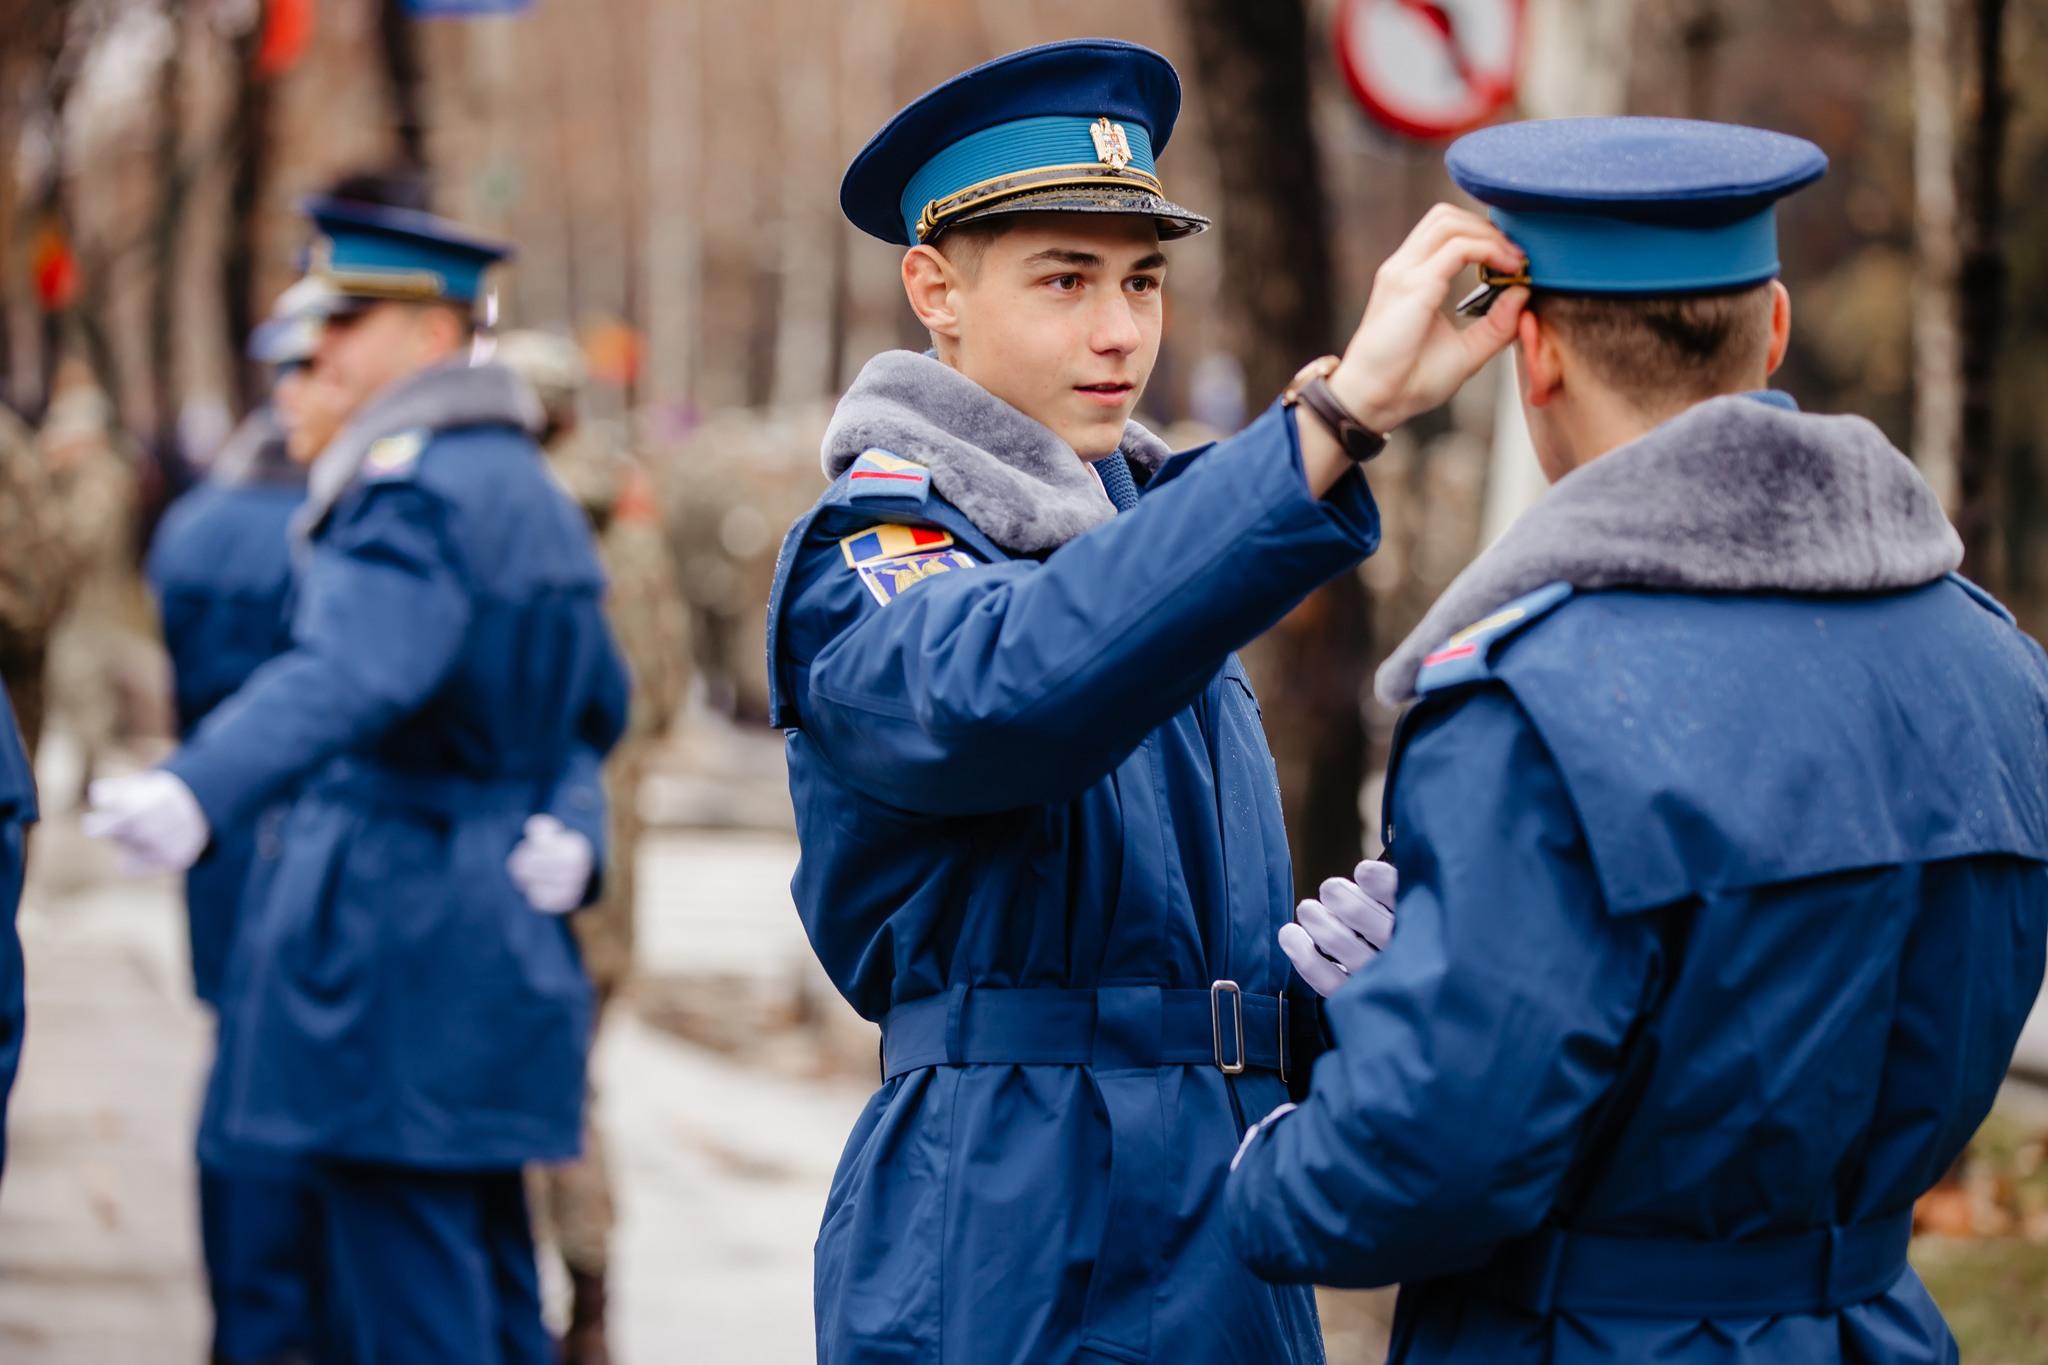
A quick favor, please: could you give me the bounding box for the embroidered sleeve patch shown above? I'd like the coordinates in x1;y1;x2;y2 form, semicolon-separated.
855;549;977;606
840;522;954;568
846;449;932;504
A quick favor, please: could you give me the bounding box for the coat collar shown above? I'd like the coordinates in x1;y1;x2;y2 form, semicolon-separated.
822;350;1172;555
1377;393;1963;704
297;360;540;543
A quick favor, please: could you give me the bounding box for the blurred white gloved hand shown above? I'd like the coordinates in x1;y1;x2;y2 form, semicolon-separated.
507;814;594;915
1277;859;1397;998
83;771;211;874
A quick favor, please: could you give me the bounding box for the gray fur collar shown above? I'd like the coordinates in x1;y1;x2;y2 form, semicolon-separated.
298;361;540;540
823;350;1173;554
1377;395;1962;704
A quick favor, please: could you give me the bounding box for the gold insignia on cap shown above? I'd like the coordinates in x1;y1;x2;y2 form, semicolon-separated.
1091;117;1133;172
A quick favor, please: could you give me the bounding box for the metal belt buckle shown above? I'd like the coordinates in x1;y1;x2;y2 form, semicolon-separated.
1210;979;1246;1075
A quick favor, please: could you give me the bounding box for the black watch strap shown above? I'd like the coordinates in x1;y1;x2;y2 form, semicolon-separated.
1296;376;1387;464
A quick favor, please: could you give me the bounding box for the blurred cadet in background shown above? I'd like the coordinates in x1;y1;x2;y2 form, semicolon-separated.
86;195;629;1365
0;399;72;765
771;37;1525;1364
40;369;144;802
1229;117;2048;1365
146;279;346;1365
501;328;689;1365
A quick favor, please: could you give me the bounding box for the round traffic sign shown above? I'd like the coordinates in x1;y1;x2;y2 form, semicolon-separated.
1334;0;1524;142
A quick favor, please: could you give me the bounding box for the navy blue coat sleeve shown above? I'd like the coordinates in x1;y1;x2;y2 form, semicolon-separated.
794;404;1379;816
1226;686;1656;1288
165;483;471;833
540;632;631;907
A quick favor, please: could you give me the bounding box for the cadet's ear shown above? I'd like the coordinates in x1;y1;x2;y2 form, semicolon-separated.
1764;281;1792;377
902;246;963;342
1518;306;1564;408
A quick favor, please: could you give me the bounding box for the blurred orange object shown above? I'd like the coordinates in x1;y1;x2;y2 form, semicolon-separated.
32;225;77;312
581;320;642;387
256;0;315;78
1914;1183;1976;1238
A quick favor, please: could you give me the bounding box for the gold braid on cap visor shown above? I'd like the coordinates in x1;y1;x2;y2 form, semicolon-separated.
915;162;1169;242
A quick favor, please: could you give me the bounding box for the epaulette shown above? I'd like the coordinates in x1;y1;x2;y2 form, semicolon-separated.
362;430;428;482
1947;572;2016;625
841;448;931;506
1414;581;1574;696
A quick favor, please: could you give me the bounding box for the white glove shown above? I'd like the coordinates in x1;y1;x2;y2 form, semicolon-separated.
506;814;594;915
83;771;211;874
1277;859;1397;998
1231;1101;1298;1173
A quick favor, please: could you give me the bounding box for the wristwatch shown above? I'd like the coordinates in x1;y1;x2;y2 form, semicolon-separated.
1282;355;1387;464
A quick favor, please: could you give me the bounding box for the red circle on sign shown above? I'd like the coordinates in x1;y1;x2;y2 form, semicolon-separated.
1335;0;1524;142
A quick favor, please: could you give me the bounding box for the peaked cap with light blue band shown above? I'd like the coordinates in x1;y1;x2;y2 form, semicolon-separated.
841;38;1210;246
302;195;513;307
1446;117;1827;299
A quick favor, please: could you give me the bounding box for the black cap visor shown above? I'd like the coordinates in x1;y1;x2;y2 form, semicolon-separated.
939;184;1210;242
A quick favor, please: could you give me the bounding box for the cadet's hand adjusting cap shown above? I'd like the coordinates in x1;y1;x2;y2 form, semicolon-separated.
841;38;1210;247
301;196;514;308
1446;116;1827;313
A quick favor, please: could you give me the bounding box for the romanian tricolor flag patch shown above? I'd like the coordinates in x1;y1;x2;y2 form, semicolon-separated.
840;522;954;568
845;449;932;504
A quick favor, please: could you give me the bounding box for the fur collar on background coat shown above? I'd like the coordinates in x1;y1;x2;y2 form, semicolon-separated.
823;349;1173;555
296;361;540;546
1377;395;1963;704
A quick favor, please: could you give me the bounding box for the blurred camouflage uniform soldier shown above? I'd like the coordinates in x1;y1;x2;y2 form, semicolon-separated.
501;330;688;1365
0;401;72;760
41;375;144;800
658;405;828;720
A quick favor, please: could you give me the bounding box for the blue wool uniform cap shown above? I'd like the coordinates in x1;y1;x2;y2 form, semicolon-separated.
1447;116;1827;296
302;195;512;307
841;38;1209;246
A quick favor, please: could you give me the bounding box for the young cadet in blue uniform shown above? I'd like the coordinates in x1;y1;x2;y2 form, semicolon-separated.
771;38;1535;1364
0;682;31;1185
87;200;629;1365
147;285;343;1365
1227;117;2048;1364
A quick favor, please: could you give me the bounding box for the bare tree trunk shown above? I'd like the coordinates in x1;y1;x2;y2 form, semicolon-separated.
1676;0;1727;118
379;0;429;172
769;0;840;408
1956;0;2009;583
1181;0;1372;896
833;0;908;389
601;0;648;410
644;0;703;410
1910;0;1961;510
221;23;275;414
147;9;190;457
